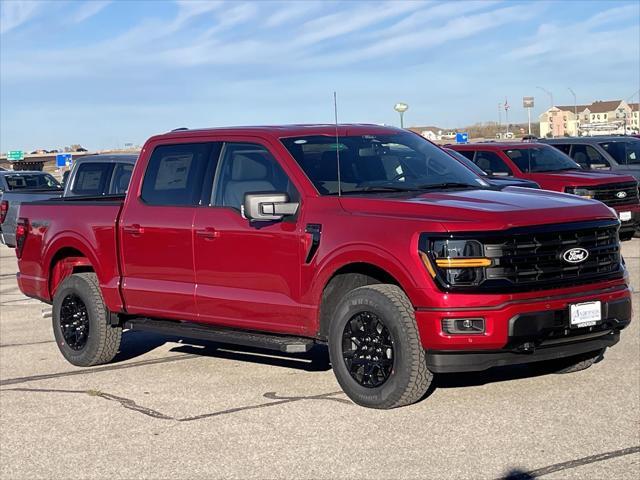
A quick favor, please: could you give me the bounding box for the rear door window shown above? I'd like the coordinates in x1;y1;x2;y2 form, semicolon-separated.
141;143;218;206
4;174;60;190
570;145;609;169
552;144;572;155
473;151;512;176
110;164;134;194
71;163;114;195
456;150;476;161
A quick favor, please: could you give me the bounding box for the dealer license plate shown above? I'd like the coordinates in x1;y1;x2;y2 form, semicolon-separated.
569;301;601;327
619;211;631;222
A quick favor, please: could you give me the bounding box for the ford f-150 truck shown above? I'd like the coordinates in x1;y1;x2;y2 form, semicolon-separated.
449;142;640;240
15;125;632;409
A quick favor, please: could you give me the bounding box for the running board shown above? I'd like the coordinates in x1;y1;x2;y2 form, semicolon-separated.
124;318;315;353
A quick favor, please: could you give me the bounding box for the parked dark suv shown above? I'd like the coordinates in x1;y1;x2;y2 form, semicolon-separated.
541;136;640;180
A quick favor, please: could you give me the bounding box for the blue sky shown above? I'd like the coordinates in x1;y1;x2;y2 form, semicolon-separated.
1;0;639;151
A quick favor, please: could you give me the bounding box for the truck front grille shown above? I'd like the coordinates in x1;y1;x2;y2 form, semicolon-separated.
483;220;622;291
590;182;639;206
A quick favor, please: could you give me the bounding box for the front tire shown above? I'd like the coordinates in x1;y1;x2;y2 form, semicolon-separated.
52;272;121;367
328;284;433;409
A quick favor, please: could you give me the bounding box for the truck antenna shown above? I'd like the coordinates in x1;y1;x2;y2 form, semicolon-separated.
334;91;342;196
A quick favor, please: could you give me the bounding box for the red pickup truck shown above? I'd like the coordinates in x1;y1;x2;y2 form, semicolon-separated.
16;125;632;409
449;142;640;240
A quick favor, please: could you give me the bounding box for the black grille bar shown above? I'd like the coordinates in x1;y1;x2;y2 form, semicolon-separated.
589;182;639;206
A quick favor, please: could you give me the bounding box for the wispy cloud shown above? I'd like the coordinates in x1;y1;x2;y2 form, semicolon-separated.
71;0;111;23
264;1;323;28
505;3;640;62
0;0;42;34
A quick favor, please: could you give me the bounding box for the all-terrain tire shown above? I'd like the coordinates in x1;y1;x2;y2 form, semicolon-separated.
328;284;433;409
52;272;121;366
553;349;604;374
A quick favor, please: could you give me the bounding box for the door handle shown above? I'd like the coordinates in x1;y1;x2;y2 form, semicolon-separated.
195;227;220;240
123;224;144;235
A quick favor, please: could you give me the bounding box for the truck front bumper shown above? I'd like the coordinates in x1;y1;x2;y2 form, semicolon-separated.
614;203;640;237
415;285;632;373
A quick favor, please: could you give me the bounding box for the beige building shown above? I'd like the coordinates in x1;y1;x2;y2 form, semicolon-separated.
539;99;638;137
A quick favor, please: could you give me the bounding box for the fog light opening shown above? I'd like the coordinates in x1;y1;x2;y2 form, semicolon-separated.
442;318;485;335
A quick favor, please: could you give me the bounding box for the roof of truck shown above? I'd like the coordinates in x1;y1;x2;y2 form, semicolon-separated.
450;142;549;149
150;124;405;142
73;153;138;164
541;136;640;144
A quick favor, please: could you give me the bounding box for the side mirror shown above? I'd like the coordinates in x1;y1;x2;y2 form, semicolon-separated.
243;192;299;222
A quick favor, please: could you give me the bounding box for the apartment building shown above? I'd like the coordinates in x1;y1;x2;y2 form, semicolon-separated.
539;99;638;137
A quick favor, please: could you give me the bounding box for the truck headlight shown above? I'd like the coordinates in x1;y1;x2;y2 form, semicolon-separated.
419;237;491;288
565;187;594;199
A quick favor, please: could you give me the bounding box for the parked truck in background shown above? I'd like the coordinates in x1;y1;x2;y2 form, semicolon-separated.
0;154;136;247
541;136;640;180
15;125;632;408
449;142;640;240
0;171;62;246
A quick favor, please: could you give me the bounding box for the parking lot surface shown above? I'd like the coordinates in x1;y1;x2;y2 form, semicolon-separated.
1;241;638;479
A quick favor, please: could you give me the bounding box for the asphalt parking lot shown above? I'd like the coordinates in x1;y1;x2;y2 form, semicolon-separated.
0;240;638;480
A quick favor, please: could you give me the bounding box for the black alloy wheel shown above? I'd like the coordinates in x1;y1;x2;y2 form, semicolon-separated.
59;294;90;351
342;311;394;388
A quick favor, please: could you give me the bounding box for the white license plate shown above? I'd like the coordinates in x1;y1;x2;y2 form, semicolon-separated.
570;301;602;327
619;211;631;222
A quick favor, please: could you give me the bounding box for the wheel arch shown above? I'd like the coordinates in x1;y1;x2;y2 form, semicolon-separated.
312;247;419;339
44;234;101;298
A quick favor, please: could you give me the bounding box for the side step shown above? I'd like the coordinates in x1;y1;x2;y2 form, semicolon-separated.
124;318;315;353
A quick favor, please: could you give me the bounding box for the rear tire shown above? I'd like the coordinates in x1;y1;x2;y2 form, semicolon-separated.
553;349;604;374
328;284;432;409
52;272;121;366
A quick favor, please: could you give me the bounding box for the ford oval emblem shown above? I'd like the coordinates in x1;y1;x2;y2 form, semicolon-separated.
562;247;589;264
616;191;627;199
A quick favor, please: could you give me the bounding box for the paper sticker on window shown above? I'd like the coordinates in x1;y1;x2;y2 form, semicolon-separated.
154;155;192;190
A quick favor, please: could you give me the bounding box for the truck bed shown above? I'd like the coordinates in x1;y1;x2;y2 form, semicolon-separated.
17;196;125;309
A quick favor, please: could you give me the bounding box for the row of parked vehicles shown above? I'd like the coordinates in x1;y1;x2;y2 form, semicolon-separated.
3;127;638;408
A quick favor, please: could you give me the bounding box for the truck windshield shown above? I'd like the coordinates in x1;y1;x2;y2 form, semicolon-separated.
281;133;488;195
598;140;640;165
4;173;61;190
503;145;581;173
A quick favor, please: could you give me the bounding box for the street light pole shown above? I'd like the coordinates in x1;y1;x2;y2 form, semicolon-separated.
536;86;554;108
568;87;578;136
537;86;554;137
394;103;409;128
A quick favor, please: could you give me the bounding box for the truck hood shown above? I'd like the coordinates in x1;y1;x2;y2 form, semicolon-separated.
338;187;616;233
528;169;636;186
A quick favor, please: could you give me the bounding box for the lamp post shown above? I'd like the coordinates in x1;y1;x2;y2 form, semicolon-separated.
568;87;578;136
394;102;408;128
536;86;554;108
537;86;554;137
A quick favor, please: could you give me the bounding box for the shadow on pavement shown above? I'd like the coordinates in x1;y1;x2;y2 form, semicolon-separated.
113;329;332;372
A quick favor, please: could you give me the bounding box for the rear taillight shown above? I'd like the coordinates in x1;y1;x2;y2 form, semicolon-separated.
15;218;29;258
0;201;8;223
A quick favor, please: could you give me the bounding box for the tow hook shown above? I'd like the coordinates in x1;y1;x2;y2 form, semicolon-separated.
515;342;536;353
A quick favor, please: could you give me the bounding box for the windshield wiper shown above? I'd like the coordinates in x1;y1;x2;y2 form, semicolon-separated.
339;185;415;194
414;182;479;190
535;167;580;172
